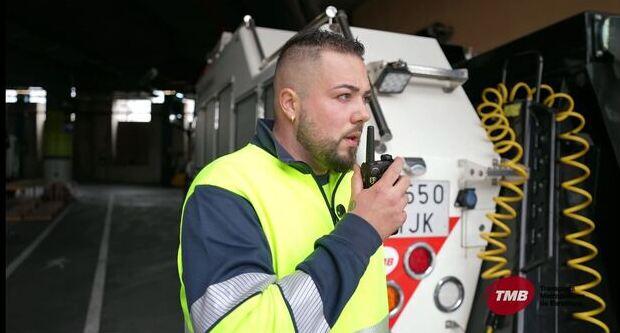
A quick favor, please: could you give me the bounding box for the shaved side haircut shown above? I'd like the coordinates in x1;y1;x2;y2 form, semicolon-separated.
273;30;365;99
275;29;365;72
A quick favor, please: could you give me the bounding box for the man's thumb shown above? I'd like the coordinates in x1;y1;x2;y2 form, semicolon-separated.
351;164;363;197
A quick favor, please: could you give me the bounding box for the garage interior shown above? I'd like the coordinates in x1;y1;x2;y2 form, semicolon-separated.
5;1;620;332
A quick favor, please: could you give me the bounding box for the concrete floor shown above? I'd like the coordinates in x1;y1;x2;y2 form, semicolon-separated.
6;185;185;332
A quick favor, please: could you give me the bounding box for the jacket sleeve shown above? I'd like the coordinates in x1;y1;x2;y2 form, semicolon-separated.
180;185;382;333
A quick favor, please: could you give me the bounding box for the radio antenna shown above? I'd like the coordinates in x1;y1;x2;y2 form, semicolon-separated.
366;126;375;164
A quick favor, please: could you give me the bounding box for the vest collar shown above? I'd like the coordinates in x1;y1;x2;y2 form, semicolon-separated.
251;119;345;221
251;119;328;182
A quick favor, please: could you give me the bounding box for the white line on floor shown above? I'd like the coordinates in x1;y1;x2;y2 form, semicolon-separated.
83;194;115;333
5;204;73;280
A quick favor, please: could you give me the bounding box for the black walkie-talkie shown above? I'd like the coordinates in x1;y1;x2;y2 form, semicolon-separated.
361;126;394;189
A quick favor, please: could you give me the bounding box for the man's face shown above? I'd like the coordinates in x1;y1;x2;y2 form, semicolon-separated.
296;50;371;173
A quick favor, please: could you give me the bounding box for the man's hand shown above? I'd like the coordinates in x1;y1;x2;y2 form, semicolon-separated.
349;157;411;240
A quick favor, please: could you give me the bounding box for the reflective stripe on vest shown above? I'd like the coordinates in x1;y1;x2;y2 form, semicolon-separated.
179;143;388;332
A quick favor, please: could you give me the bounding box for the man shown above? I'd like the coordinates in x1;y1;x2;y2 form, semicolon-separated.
178;29;410;333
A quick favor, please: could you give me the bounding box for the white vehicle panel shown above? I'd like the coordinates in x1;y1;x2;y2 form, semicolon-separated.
196;23;502;332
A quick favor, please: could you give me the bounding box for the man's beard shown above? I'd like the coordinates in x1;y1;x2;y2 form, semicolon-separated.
296;110;359;173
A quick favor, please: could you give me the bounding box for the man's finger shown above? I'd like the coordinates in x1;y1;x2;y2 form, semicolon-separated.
351;164;363;197
399;196;408;210
378;157;404;188
394;175;412;194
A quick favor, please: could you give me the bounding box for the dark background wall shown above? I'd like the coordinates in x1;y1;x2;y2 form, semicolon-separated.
353;0;620;54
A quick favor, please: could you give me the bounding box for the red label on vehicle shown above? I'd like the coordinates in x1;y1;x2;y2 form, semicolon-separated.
486;276;535;315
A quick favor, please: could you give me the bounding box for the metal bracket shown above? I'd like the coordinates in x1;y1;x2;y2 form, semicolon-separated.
458;159;526;188
243;15;266;61
408;65;468;92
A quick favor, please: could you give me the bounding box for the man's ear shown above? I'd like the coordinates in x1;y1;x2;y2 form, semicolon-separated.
278;88;300;123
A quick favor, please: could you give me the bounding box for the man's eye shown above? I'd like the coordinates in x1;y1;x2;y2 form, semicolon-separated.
363;95;371;104
338;94;351;101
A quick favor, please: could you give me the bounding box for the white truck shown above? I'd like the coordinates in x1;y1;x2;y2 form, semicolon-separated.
191;6;521;332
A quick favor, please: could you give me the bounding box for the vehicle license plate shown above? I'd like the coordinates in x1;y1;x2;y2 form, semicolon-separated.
394;180;450;237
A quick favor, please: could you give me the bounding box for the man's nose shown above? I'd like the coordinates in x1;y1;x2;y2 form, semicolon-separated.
352;97;371;123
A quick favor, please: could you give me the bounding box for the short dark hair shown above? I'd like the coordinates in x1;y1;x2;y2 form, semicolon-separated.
275;29;365;74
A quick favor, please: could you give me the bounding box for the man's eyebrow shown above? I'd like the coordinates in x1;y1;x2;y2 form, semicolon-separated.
331;84;360;92
331;84;371;96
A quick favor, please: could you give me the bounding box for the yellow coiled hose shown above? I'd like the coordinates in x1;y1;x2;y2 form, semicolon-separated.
476;83;529;333
539;85;609;333
475;83;529;280
478;82;608;332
